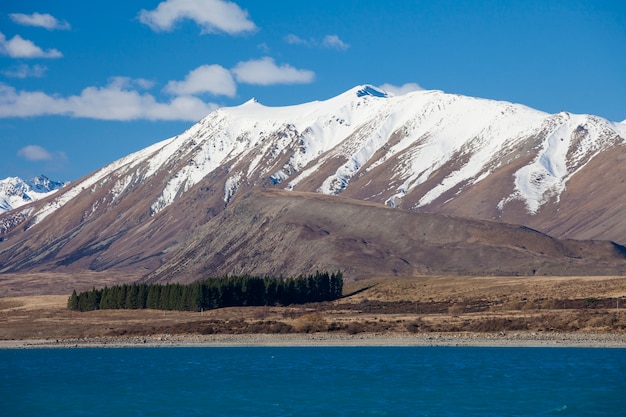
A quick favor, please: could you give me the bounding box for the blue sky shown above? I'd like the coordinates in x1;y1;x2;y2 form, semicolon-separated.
1;0;625;182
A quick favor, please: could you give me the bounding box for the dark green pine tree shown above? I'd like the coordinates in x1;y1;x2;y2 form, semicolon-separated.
83;287;100;311
98;287;108;309
282;278;296;306
264;278;278;306
330;271;343;299
137;284;148;309
158;284;170;310
146;285;161;309
247;277;265;306
68;290;79;310
318;271;331;301
115;285;127;309
294;277;308;304
125;284;139;309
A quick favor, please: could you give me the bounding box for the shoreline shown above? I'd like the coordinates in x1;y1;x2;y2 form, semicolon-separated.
2;332;626;349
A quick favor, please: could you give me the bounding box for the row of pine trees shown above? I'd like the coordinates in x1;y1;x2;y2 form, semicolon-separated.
68;272;343;312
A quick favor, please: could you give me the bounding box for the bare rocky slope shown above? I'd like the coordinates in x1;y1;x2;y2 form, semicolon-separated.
142;189;626;283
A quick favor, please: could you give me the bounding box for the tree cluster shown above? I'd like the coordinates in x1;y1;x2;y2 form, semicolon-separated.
68;271;343;312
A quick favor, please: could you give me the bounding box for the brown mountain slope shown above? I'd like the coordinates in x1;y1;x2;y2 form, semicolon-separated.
405;145;626;244
142;189;626;284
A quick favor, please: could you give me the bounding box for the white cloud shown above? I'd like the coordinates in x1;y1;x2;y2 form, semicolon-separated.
143;95;219;121
2;64;47;78
138;0;256;35
378;82;424;96
9;12;71;30
0;53;316;121
164;65;236;97
285;33;349;50
17;145;68;171
0;81;217;121
284;34;309;46
232;57;315;85
17;145;53;161
108;76;155;90
0;32;62;58
322;35;349;50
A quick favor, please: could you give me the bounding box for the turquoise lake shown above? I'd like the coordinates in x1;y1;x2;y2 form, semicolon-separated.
1;346;625;416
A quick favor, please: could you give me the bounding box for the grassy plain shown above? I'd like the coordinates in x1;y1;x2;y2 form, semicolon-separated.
1;275;625;343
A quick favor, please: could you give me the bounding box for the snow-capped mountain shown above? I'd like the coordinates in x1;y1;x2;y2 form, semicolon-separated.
0;175;65;213
1;85;625;279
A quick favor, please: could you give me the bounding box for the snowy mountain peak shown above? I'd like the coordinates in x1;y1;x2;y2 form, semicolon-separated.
3;85;626;279
26;175;65;194
2;86;625;247
355;85;389;98
156;88;620;217
242;97;261;106
0;175;66;213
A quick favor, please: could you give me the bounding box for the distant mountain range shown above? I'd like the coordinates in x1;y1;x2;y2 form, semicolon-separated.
1;86;625;291
0;175;65;214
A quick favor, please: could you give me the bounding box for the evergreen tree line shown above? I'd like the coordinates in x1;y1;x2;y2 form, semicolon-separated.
68;271;343;312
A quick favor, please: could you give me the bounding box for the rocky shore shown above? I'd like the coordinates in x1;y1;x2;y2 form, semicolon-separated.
2;331;626;349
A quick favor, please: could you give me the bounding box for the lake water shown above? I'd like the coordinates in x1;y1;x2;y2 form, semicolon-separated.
1;346;625;416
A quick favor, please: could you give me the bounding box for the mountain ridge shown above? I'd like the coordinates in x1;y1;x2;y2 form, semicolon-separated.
1;85;625;286
0;175;66;214
4;85;624;227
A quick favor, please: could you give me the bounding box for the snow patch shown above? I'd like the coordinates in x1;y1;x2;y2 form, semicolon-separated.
504;114;624;213
224;172;243;204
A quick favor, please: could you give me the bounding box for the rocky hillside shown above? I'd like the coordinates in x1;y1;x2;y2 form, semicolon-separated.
143;190;626;283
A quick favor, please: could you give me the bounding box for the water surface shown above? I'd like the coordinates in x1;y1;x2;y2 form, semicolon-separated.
1;346;624;416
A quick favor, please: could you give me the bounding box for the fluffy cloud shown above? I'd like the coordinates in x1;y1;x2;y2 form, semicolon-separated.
378;82;424;96
0;32;62;58
257;42;270;53
285;34;349;50
107;76;155;90
0;81;217;121
232;57;315;85
322;35;349;50
139;0;256;35
0;55;315;121
284;34;308;46
9;12;71;30
2;64;47;78
17;145;54;161
164;65;236;97
17;145;68;171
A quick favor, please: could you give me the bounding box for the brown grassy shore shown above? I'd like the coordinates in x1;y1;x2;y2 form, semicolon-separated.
1;275;626;348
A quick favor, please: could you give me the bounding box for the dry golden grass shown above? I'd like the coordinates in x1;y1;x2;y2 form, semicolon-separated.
0;271;143;297
1;275;625;340
345;275;626;302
